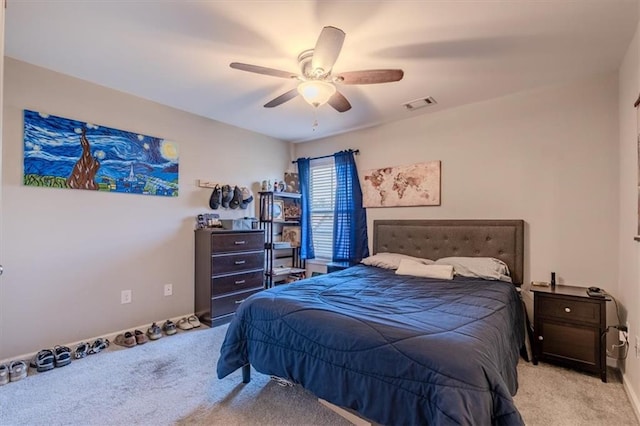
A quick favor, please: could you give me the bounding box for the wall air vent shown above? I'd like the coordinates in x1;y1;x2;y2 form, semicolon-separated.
403;97;437;111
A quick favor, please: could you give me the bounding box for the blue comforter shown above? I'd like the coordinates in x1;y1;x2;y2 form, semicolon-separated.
217;265;525;425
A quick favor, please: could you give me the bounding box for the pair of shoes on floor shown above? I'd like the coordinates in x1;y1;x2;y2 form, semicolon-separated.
87;338;110;355
0;361;26;384
147;322;162;340
30;346;71;373
177;315;202;331
114;330;148;348
162;320;177;336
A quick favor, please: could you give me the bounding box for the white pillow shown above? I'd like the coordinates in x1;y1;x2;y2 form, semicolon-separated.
434;257;512;283
395;259;454;280
361;252;434;270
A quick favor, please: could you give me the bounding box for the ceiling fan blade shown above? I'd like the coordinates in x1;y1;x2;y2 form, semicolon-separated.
335;69;404;85
230;62;298;79
328;90;352;113
311;26;345;75
264;88;299;108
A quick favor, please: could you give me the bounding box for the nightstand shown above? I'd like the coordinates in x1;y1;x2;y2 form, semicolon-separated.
531;285;610;382
326;261;358;273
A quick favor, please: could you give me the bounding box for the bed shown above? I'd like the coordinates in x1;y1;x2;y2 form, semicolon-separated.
217;219;525;425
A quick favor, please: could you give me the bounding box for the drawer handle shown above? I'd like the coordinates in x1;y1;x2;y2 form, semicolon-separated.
235;280;246;285
234;260;246;265
564;307;571;313
235;299;246;304
234;241;246;245
538;336;544;341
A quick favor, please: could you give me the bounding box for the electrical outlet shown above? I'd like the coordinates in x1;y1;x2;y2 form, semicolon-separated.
121;289;132;304
164;283;173;296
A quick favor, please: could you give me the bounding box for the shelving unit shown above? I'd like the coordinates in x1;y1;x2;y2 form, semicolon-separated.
259;191;305;288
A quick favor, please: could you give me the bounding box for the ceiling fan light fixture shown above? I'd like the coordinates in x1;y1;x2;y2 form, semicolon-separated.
297;80;336;107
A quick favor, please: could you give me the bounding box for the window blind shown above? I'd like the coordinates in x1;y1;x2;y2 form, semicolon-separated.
309;158;335;260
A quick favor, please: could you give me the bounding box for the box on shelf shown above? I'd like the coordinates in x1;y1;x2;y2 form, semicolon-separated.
220;218;257;230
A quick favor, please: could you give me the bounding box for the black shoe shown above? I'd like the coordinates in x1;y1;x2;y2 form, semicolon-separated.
209;185;221;210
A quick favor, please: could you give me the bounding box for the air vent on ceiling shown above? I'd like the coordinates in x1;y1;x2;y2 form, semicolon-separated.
403;97;437;111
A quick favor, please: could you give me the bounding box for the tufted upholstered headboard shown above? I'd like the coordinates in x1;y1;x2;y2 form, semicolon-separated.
373;220;525;285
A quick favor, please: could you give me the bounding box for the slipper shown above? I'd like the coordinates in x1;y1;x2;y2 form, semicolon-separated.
162;320;177;335
0;364;8;386
187;315;202;328
209;185;221;210
30;349;54;373
147;322;162;340
114;332;137;348
88;338;110;355
74;342;90;359
176;317;193;330
9;361;27;382
134;330;148;345
53;345;72;368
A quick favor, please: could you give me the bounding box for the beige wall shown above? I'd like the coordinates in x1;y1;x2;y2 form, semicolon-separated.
295;74;620;289
0;58;291;359
618;16;640;419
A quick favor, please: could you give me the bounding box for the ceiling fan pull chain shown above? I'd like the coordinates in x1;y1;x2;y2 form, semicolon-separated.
312;110;319;131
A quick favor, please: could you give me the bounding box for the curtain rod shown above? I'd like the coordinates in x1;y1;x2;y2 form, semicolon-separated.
291;149;360;164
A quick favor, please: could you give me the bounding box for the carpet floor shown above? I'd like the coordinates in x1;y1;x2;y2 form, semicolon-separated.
0;324;637;425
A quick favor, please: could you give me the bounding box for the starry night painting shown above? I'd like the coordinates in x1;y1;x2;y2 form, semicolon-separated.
23;110;179;197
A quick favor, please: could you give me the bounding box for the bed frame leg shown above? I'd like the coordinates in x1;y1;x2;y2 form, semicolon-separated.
242;364;251;383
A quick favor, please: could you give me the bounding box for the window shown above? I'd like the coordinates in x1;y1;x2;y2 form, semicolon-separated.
309;158;335;260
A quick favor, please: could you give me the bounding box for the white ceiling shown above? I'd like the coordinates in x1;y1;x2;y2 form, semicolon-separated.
5;1;638;143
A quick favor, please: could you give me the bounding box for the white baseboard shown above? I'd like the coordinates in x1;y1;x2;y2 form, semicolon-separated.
0;313;197;366
623;371;640;423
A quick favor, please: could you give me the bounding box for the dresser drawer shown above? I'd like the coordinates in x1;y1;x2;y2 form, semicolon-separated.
536;296;600;325
212;251;263;275
211;232;263;253
212;270;264;295
212;288;262;318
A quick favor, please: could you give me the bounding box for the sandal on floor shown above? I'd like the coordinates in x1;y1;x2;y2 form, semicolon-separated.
187;315;201;328
9;360;27;382
74;342;89;359
53;345;72;367
88;338;110;355
134;330;148;345
30;349;54;373
114;332;136;348
0;364;8;385
162;320;177;335
176;317;193;331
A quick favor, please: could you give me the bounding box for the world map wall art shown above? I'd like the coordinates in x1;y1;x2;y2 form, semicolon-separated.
361;161;441;207
23;110;179;197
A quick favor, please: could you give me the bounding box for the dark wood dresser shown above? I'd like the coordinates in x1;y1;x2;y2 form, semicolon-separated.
532;285;610;382
194;229;265;327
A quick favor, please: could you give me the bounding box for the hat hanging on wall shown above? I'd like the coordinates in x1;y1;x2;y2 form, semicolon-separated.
209;185;221;210
239;187;253;209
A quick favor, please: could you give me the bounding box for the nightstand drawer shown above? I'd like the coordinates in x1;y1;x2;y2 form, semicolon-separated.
211;232;264;253
211;251;263;275
536;296;600;325
538;321;598;366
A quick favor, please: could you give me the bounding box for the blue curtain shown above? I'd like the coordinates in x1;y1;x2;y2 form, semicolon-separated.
333;150;369;262
297;158;315;260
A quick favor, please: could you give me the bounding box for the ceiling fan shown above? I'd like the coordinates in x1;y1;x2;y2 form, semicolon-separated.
230;26;404;112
